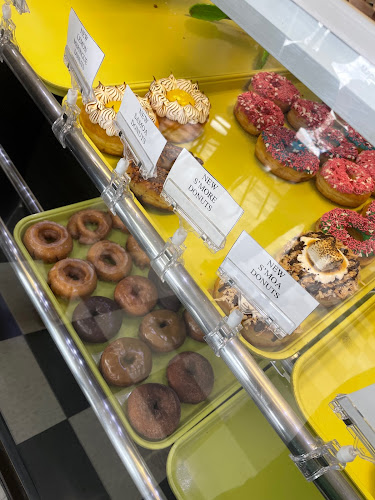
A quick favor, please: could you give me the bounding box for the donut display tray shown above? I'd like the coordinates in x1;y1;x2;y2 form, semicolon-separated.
13;198;240;450
75;70;375;361
292;293;375;500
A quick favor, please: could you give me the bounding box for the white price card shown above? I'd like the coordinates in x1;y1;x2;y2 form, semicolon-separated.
11;0;29;14
116;86;167;179
65;9;104;101
219;231;319;335
162;148;244;252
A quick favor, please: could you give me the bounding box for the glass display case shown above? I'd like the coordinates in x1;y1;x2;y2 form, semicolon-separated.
0;1;374;499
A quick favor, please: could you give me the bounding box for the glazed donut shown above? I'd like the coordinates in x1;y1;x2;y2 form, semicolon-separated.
72;296;122;342
100;337;152;387
314;127;357;165
316;158;374;207
146;74;211;143
80;82;158;156
279;231;360;307
114;275;158;316
48;258;97;300
356;150;375;195
110;212;129;233
287;99;333;130
255;125;320;182
127;383;181;440
343;124;375;151
148;267;181;312
183;310;205;342
139;310;186;352
212;278;293;351
234;92;284;136
67;209;112;245
126;235;150;269
23;221;73;263
248;72;300;112
167;351;214;403
87;240;132;282
317;207;375;265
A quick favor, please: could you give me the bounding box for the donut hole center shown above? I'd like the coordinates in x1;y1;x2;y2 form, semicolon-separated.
347;226;365;241
130;285;140;298
100;253;117;267
159;320;169;329
282;138;300;154
120;354;135;367
64;265;85;281
84;219;99;232
272;80;282;88
40;229;59;244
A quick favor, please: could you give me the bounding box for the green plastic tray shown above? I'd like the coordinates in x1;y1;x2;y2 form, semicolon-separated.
14;198;240;450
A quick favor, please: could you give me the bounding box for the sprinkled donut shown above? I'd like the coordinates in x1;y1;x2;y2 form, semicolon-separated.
316;158;374;207
255;125;320;182
234;92;284;136
343;125;375;151
314;127;358;165
317;206;375;265
249;72;299;112
287;98;333;131
356;150;375;194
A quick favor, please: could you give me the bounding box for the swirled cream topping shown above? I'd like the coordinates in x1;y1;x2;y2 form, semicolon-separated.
297;236;349;284
84;82;157;137
146;74;210;125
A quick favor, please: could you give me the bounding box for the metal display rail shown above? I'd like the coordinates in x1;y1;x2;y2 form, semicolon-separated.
0;34;363;499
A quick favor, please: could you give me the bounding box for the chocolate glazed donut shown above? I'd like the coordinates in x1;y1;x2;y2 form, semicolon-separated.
72;296;122;343
139;310;186;352
127;383;181;440
167;351;214;404
183;310;205;342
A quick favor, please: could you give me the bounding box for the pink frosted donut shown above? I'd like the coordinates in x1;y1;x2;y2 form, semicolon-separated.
249;72;300;112
314;127;358;164
287;98;333;130
356;151;375;193
234;92;284;136
343;125;375;151
316;158;374;207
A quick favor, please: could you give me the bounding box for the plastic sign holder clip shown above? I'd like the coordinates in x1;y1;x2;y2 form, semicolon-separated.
101;158;131;215
52;88;82;148
0;1;23;59
290;439;344;481
151;223;188;283
204;309;243;357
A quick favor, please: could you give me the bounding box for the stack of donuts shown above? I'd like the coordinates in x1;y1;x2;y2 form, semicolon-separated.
23;206;214;441
234;71;375;208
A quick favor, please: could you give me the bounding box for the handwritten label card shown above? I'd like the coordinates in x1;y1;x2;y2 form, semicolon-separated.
116;85;167;178
219;231;318;335
162;148;244;251
65;9;104;100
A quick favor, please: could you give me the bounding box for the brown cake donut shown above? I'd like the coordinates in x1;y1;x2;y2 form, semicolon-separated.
48;258;97;300
87;240;132;282
100;338;152;387
278;231;360;307
110;212;129;233
23;221;73;263
67;209;112;245
126;235;150;269
127;383;181;440
114;276;158;316
183;310;205;342
139;310;186;352
167;351;214;403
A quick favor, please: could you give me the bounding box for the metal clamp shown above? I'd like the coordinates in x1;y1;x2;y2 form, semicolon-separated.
290;440;343;482
151;227;187;282
101;158;131;214
0;2;18;60
52;88;81;147
204;309;243;356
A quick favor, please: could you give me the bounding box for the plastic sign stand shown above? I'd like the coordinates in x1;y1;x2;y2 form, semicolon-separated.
162;148;244;252
218;231;319;337
64;8;104;103
115;85;166;179
10;0;29;14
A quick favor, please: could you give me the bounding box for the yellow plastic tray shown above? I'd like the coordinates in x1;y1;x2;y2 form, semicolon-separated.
13;0;282;96
76;71;375;360
167;371;322;500
13;198;240;450
292;293;375;500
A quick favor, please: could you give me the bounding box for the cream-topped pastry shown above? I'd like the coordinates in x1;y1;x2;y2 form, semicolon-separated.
79;82;158;157
279;231;360;307
146;74;211;143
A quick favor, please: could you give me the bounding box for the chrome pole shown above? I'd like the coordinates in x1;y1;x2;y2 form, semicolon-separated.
0;217;165;500
1;40;363;499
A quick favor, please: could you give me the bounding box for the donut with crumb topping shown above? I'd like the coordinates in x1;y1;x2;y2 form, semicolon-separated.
255;125;320;182
234;92;284;136
314;127;358;165
343;124;375;152
278;231;359;307
287;98;333;131
356;150;375;195
249;72;299;112
316;158;374;207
